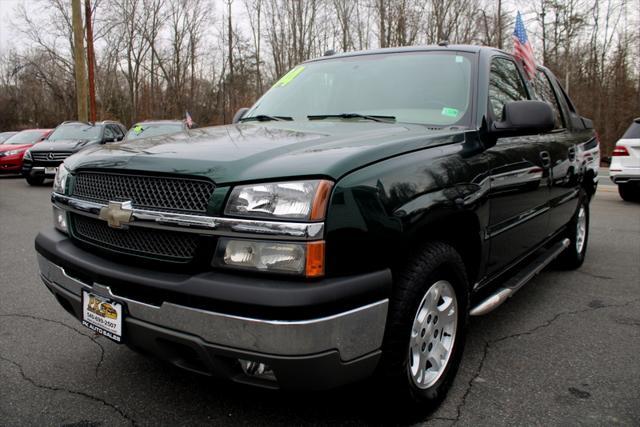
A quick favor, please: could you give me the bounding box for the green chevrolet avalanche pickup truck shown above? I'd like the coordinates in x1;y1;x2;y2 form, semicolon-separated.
36;45;598;411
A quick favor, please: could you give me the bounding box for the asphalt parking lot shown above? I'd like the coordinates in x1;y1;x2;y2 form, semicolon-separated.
1;174;638;426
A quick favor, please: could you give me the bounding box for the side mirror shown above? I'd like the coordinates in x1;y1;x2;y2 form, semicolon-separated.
492;100;555;136
232;107;249;124
102;137;117;144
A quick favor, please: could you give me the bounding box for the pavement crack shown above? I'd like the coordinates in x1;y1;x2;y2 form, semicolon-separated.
452;297;640;424
492;297;640;345
450;340;490;426
0;313;106;376
0;354;136;426
574;269;614;280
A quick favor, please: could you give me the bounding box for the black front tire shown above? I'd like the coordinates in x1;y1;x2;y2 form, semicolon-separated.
556;191;589;269
377;241;469;416
26;175;45;186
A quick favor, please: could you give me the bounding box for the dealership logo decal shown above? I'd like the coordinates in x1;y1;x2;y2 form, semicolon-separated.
99;201;133;229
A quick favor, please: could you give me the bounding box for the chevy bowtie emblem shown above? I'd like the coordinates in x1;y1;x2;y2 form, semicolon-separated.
48;152;55;160
99;201;133;229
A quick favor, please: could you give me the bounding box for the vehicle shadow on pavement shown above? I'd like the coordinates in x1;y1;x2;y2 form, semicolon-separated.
118;348;410;425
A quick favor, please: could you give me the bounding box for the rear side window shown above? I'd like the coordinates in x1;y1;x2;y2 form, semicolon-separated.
488;57;528;120
104;126;115;140
109;125;124;139
532;70;564;129
622;120;640;139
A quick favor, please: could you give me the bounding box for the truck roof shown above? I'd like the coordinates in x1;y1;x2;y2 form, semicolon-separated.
306;44;511;63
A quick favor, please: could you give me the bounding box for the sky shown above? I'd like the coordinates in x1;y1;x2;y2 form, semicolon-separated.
0;0;24;51
0;0;637;58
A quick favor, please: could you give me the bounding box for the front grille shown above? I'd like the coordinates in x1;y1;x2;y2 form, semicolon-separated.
32;151;73;162
71;214;199;262
72;171;215;215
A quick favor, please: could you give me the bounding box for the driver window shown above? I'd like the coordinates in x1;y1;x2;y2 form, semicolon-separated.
488;57;528;120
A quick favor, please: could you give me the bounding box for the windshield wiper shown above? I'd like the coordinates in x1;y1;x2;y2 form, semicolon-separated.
307;113;396;123
240;114;292;122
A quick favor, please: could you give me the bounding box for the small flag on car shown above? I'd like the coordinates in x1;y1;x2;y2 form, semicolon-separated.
512;11;536;80
185;111;193;128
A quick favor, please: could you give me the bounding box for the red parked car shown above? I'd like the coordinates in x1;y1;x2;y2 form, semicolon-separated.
0;129;52;174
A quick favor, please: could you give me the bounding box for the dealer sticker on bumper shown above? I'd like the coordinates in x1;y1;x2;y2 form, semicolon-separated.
44;167;57;175
82;291;123;342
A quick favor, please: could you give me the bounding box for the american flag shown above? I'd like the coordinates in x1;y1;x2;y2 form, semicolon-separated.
512;11;536;80
185;111;193;128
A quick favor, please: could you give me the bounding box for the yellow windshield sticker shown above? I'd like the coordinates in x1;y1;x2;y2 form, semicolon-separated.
274;66;305;87
441;107;459;117
133;125;143;134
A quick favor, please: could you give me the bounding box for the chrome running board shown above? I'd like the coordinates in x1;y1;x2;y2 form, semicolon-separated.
470;238;571;316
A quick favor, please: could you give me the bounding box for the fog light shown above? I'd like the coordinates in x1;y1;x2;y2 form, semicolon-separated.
213;238;324;277
53;206;68;233
239;359;276;381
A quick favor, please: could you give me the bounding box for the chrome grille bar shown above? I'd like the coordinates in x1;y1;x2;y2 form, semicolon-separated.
52;193;325;241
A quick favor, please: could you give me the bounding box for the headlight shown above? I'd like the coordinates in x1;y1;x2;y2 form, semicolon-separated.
225;180;333;221
23;150;32;160
4;149;25;156
213;238;324;277
52;164;70;194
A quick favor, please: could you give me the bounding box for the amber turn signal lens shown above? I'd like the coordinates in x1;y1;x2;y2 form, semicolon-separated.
310;180;333;221
305;241;325;278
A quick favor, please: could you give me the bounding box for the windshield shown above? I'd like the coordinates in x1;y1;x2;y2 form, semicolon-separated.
48;124;102;141
0;132;18;143
126;123;183;140
247;51;474;126
4;130;45;145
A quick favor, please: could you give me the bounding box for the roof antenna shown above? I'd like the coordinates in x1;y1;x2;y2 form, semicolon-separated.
438;40;449;47
324;49;336;56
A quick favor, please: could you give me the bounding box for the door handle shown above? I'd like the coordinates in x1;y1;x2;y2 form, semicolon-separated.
540;151;551;168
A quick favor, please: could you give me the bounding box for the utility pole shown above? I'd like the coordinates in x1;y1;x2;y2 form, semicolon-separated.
72;0;88;121
85;0;96;122
497;0;502;49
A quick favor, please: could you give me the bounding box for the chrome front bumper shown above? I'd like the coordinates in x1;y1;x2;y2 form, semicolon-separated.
37;254;388;361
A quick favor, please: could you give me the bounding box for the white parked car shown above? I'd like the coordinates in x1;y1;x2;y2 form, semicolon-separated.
610;118;640;201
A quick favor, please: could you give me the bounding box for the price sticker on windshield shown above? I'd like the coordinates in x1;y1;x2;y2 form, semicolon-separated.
441;107;459;117
274;66;305;87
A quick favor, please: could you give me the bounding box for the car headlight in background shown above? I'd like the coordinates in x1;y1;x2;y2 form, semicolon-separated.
213;238;325;277
3;149;25;156
225;180;333;221
23;150;32;160
52;164;69;194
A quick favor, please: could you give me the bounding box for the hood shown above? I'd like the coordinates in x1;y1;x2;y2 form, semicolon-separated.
65;122;466;184
0;143;32;153
30;139;99;152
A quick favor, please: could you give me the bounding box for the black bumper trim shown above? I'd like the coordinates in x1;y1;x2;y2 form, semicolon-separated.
35;227;392;320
